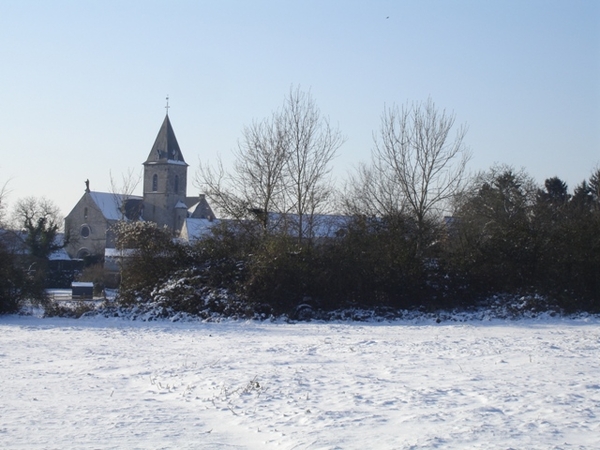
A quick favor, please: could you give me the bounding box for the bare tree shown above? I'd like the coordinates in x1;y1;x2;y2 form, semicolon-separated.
109;168;142;220
281;86;345;241
197;86;344;241
197;116;289;232
342;161;406;218
12;196;64;259
110;168;141;198
373;98;471;249
236;117;290;227
198;157;246;221
0;179;9;227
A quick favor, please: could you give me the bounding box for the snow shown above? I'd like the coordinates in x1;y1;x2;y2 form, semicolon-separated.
88;192;143;221
167;159;188;166
181;217;218;241
144;159;188;166
1;315;599;449
266;213;350;238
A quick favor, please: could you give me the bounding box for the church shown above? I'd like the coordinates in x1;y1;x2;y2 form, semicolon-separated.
64;113;216;261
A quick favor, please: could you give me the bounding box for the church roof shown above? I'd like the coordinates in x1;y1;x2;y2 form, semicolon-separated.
187;194;215;220
144;114;187;165
88;192;143;221
180;217;219;241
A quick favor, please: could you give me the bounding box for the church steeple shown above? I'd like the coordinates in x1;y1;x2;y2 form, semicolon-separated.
142;113;189;232
145;114;186;164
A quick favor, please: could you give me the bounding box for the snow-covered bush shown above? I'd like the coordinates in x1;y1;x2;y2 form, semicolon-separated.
114;221;196;305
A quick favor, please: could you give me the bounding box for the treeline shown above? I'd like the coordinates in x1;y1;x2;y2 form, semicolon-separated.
116;89;598;317
113;165;600;318
1;90;599;317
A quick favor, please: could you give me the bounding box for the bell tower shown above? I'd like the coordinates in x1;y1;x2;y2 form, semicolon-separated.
142;112;188;233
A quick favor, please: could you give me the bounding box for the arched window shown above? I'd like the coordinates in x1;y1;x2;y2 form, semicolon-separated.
76;248;90;259
152;174;158;192
83;207;88;220
174;175;179;194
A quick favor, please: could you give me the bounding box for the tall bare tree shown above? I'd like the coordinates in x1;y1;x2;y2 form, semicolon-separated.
0;179;8;227
109;168;142;220
342;161;406;218
197;86;344;241
198;116;289;232
373;98;471;250
281;86;344;241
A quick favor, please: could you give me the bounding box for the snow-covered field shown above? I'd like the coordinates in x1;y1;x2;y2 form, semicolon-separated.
1;315;599;449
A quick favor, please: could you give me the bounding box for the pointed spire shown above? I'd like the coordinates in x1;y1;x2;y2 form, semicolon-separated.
144;113;186;164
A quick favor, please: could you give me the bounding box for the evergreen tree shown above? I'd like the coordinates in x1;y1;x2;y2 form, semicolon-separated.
449;166;538;294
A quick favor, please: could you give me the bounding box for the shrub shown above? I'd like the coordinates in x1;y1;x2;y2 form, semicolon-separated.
0;243;25;314
113;221;195;305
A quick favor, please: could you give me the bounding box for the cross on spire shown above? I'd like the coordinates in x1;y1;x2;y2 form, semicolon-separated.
165;95;170;115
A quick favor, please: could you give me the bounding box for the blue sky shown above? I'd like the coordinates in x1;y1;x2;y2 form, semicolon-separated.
1;0;599;217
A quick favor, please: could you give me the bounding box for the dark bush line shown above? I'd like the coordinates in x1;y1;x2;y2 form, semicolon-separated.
113;200;599;320
3;168;598;319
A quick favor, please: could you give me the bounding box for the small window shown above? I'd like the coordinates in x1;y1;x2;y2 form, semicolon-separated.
84;207;88;220
152;174;158;192
80;225;91;238
174;175;179;194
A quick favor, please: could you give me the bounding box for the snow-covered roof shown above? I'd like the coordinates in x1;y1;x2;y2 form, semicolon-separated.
181;217;218;241
0;230;72;260
144;159;188;166
88;192;143;221
175;200;188;209
104;248;136;258
167;159;188;166
49;247;71;261
310;214;351;238
265;213;350;239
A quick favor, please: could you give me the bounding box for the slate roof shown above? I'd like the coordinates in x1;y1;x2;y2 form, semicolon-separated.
0;229;72;260
180;218;218;241
144;114;187;165
187;195;215;220
88;192;143;221
263;213;350;239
